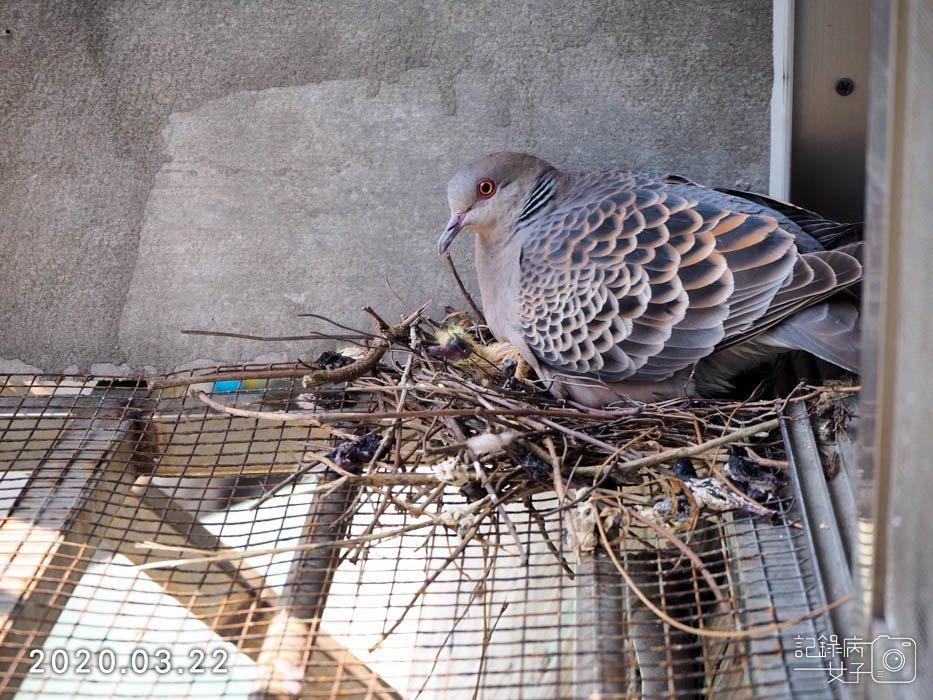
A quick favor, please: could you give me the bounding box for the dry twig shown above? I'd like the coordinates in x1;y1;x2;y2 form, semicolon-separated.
145;303;858;671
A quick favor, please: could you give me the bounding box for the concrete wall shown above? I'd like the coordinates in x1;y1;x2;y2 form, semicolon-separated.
0;1;773;374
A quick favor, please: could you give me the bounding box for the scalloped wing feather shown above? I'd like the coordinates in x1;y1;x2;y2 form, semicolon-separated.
516;172;860;384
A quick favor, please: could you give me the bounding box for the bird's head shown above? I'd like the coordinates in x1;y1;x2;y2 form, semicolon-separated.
437;152;554;254
426;323;477;361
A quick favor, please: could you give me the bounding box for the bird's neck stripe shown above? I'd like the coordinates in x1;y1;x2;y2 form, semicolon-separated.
517;172;556;227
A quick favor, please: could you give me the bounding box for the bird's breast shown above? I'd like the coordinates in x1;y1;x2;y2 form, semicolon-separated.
474;234;524;345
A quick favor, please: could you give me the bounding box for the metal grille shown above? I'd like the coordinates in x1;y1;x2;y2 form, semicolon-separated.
0;361;851;699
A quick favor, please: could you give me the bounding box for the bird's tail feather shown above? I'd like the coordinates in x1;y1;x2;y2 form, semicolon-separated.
760;300;860;373
715;187;863;250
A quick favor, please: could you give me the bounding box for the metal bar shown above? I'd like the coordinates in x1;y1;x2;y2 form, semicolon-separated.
0;394;140;700
790;0;871;221
249;466;400;700
574;547;629;698
724;508;837;699
113;477;279;656
770;0;795;200
783;400;854;637
117;477;394;698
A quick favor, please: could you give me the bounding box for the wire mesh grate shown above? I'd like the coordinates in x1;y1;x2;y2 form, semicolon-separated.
0;362;850;699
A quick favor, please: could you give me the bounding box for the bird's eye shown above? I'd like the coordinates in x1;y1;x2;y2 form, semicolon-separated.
477;179;496;198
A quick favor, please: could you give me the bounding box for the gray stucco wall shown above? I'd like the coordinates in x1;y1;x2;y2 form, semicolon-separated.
0;1;773;374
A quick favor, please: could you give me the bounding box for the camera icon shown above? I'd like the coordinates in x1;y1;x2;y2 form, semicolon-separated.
870;635;917;683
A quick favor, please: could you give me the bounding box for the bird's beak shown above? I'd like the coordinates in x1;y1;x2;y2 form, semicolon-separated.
437;211;467;255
